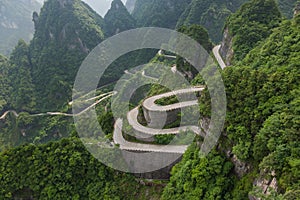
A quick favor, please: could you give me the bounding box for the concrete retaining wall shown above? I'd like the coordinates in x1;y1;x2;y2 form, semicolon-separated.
143;107;180;128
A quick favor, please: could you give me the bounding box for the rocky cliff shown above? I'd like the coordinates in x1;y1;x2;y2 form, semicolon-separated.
104;0;136;36
220;27;234;66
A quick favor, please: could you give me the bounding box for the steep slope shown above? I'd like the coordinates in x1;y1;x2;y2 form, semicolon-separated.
163;12;300;200
81;0;127;16
9;40;36;112
0;0;41;55
277;0;298;18
177;0;248;43
132;0;192;29
220;0;282;65
104;0;136;36
175;24;213;78
0;138;164;199
29;0;105;111
0;55;9;111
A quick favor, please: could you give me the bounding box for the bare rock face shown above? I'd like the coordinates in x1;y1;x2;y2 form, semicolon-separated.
199;117;210;136
224;149;251;177
251;171;278;200
32;11;39;29
294;2;300;17
220;27;234;66
231;154;251;177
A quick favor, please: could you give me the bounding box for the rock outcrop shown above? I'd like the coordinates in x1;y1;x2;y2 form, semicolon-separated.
250;171;278;200
104;0;136;36
294;1;300;17
220;27;234;66
225;150;251;177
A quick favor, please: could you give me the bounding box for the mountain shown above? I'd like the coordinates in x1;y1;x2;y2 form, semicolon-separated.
125;0;136;13
220;0;282;64
104;0;136;36
28;0;106;111
0;137;164;199
0;0;41;55
81;0;126;16
0;0;299;199
177;0;297;43
177;0;248;43
132;0;192;29
0;55;9;111
162;9;300;200
277;0;298;18
9;40;36;112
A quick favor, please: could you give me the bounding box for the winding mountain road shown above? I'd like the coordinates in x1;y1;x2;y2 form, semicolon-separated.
143;87;204;112
127;107;203;136
158;50;177;59
1;45;227;155
0;110;18;120
114;87;205;153
0;92;115;120
213;45;227;70
113;45;227;153
114;119;189;153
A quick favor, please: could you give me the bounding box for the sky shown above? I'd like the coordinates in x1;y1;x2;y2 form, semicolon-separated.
35;0;127;17
82;0;127;16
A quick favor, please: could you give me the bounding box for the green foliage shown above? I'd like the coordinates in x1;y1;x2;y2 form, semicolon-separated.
162;145;234;199
178;24;213;52
0;138;161;199
0;0;299;199
132;0;192;29
231;170;258;199
226;0;282;61
154;95;179;106
154;134;175;145
176;24;213;77
9;40;36;112
177;0;248;42
104;0;136;36
276;0;299;18
0;55;9;111
98;111;114;135
219;15;299;197
28;0;105;111
253;92;300;192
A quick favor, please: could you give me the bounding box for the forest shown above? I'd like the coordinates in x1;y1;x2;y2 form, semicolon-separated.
0;0;299;199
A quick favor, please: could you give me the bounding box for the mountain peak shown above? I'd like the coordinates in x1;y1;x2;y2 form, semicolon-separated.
104;0;136;36
125;0;136;13
111;0;123;9
29;0;106;110
294;1;300;16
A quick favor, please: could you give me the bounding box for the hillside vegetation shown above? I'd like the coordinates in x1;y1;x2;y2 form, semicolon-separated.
0;137;163;199
104;0;136;36
177;0;248;42
0;0;299;199
162;3;300;199
226;0;282;62
132;0;192;29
